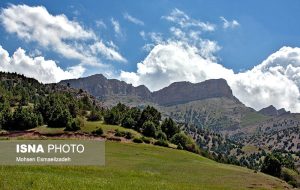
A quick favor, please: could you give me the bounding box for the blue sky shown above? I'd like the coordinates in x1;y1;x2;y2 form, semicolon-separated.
1;0;300;72
1;0;300;112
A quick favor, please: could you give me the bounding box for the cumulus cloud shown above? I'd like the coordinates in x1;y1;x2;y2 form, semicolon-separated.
120;9;300;112
121;41;300;112
0;46;84;83
0;4;126;65
220;16;240;29
162;8;215;32
123;12;144;26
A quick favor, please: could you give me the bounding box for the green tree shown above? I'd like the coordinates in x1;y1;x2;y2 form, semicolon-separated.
171;132;192;150
104;109;120;125
142;121;156;137
121;116;136;129
138;106;161;130
261;154;282;177
87;109;102;121
161;118;179;139
9;106;38;130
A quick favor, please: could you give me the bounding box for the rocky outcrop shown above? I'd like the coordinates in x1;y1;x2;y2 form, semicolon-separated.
258;105;289;116
60;74;152;100
60;75;237;106
152;79;235;106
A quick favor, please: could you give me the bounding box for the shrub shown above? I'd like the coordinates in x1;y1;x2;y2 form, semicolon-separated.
87;110;102;121
141;136;151;144
156;130;167;140
125;131;133;139
92;127;104;135
142;121;156;137
65;118;84;131
177;143;183;150
154;139;169;147
114;129;133;139
133;137;143;143
170;132;191;149
121;116;136;129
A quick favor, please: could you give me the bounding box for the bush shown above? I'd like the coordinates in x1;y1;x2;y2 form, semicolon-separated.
87;110;102;121
125;131;133;139
133;137;143;143
177;143;183;150
121;116;136;129
92;127;104;135
114;129;133;139
170;132;191;149
65;118;84;131
156;130;167;140
142;121;156;137
141;136;151;144
154;139;169;147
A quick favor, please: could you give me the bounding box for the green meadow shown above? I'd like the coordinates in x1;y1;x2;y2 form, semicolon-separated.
0;141;290;190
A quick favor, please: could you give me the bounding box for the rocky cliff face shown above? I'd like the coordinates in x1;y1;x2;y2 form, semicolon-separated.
152;79;235;106
60;75;236;106
60;74;152;100
258;105;289;116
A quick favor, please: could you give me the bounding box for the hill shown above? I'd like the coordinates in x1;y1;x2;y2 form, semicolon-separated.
0;142;291;190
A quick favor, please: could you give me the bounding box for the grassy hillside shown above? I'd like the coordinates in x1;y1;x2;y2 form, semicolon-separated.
0;142;290;190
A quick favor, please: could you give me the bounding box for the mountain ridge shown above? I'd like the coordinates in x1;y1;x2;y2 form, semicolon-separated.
60;74;237;106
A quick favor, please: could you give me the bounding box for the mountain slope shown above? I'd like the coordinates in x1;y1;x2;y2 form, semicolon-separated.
0;142;291;190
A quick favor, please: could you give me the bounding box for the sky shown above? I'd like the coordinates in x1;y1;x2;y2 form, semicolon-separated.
0;0;300;112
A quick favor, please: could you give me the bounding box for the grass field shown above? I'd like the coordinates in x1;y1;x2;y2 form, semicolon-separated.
0;141;290;190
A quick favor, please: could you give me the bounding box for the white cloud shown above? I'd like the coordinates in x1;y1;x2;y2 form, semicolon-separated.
0;46;84;83
121;9;300;112
162;8;215;32
123;12;144;26
90;41;127;62
0;4;126;65
95;20;106;29
120;42;300;112
220;16;240;29
111;18;122;37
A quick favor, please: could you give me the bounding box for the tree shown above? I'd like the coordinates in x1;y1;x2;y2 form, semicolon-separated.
142;121;156;137
170;132;192;150
161;118;179;139
121;116;136;129
65;117;84;131
138;106;161;130
261;154;282;177
9;106;38;130
48;107;72;128
104;109;120;125
87;109;102;121
156;130;167;140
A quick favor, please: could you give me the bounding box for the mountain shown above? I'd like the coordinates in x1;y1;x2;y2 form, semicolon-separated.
152;79;236;106
259;105;289;116
59;74;152;100
60;75;237;106
60;74;270;132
